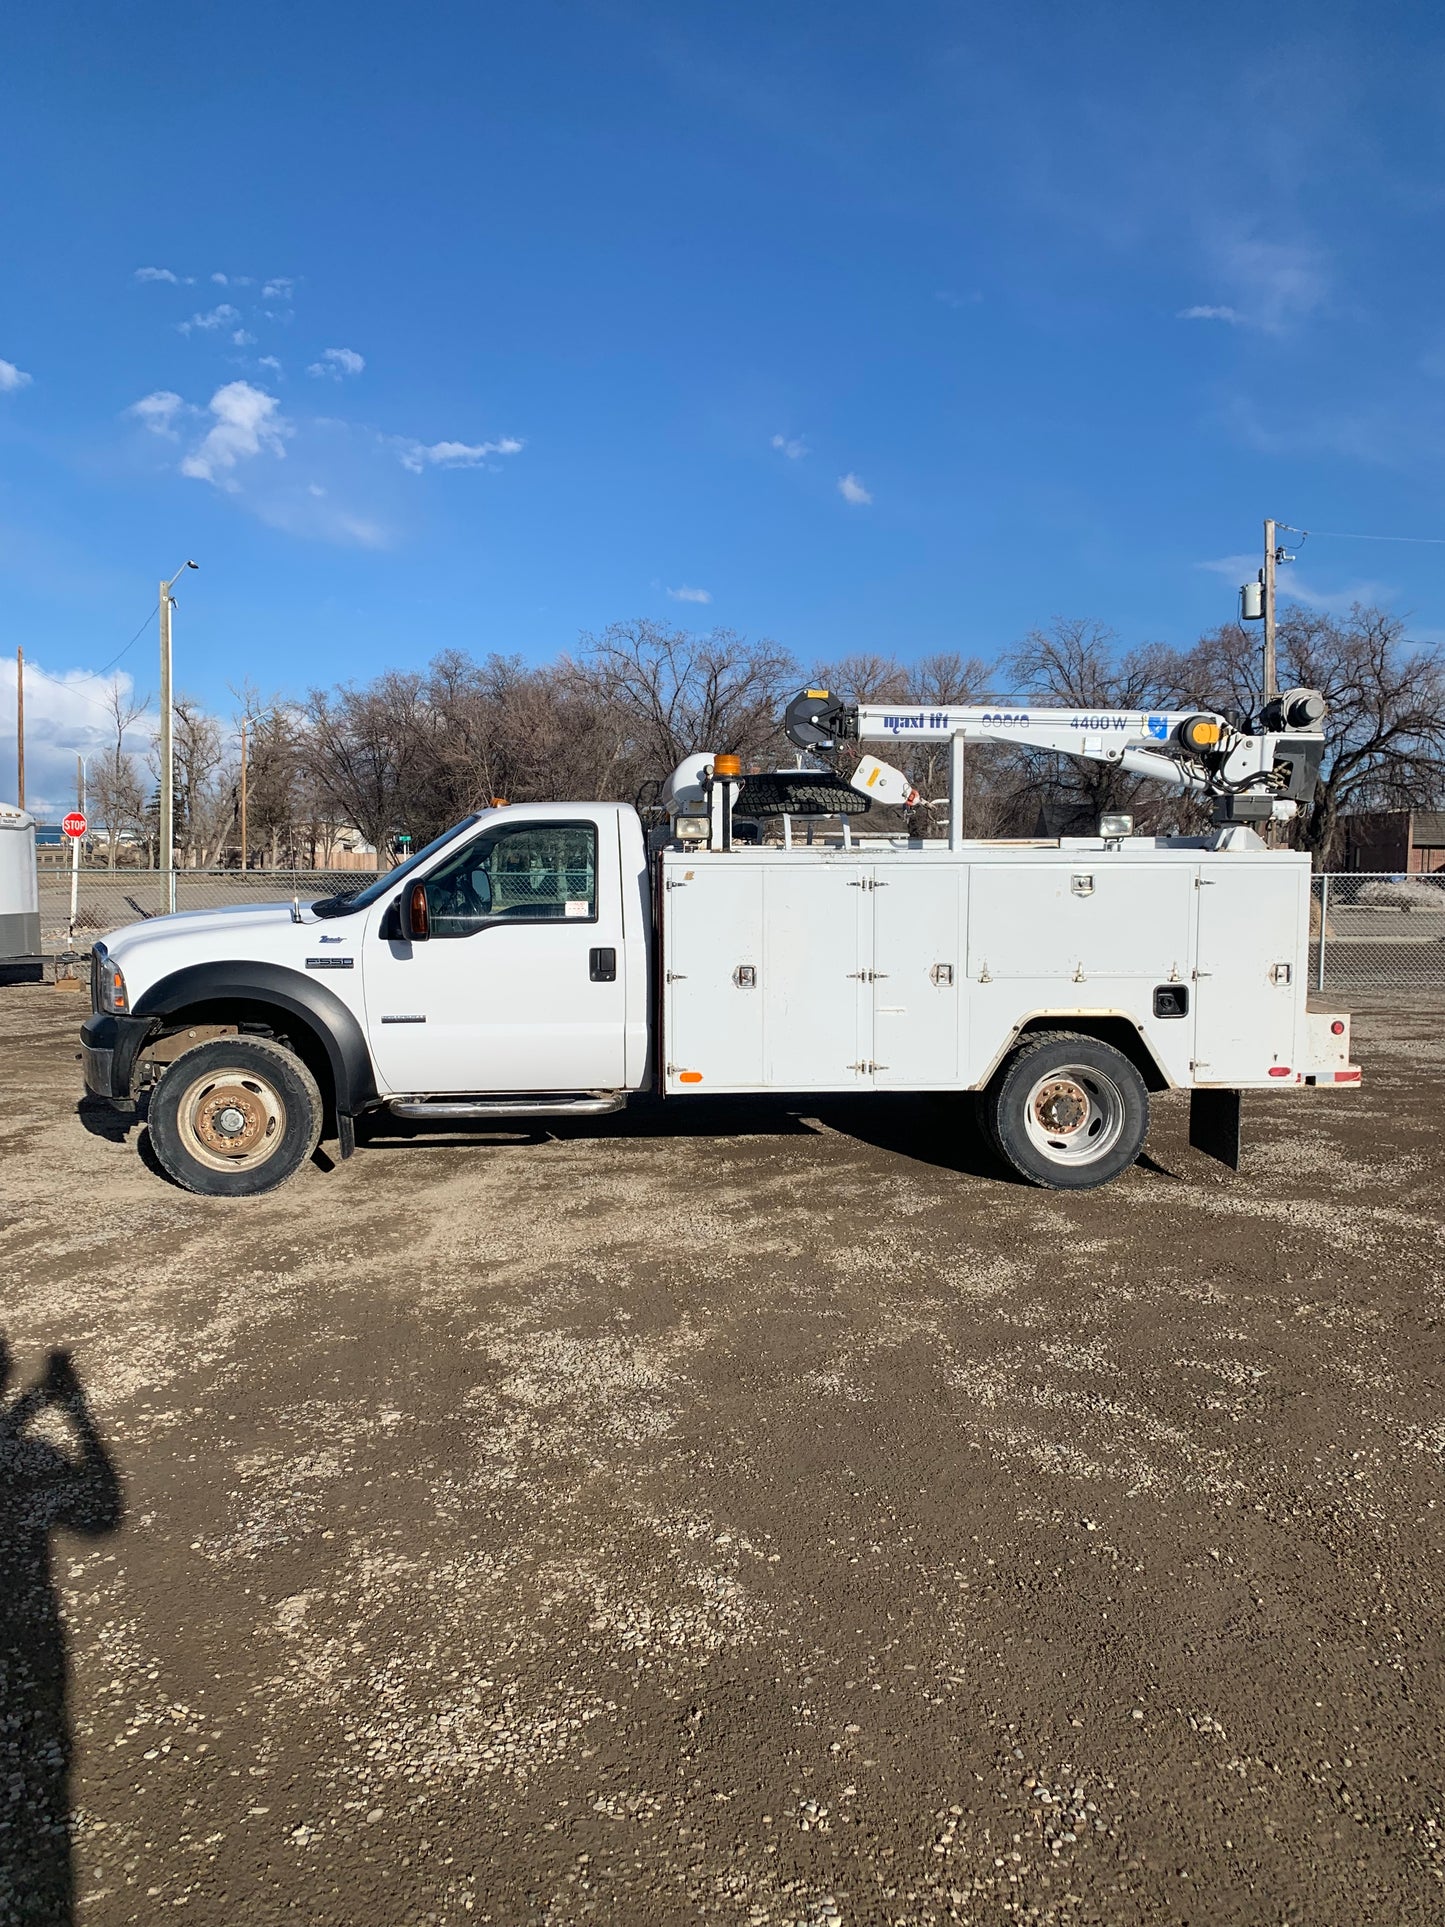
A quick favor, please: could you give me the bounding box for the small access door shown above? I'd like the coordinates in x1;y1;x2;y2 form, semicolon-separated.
363;811;628;1094
759;864;872;1088
871;865;965;1087
1192;864;1306;1082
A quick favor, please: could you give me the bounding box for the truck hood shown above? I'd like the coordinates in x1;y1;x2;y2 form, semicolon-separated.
104;899;335;964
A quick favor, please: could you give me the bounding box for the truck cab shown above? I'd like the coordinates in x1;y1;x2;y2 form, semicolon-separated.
82;802;653;1195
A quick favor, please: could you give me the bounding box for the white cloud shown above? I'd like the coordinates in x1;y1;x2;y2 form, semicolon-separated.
771;433;808;460
935;289;983;310
1184;234;1328;336
307;346;365;380
308;484;327;497
232;329;257;347
0;659;155;820
397;436;524;473
257;355;283;377
211;272;229;285
0;358;32;394
179;381;291;487
261;277;294;302
178;302;240;336
134;266;179;284
126;390;188;439
1196;553;1389;615
667;585;712;604
838;472;872;506
1196;554;1260;580
1282;572;1391;615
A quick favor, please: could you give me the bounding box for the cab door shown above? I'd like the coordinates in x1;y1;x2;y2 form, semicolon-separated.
362;812;627;1094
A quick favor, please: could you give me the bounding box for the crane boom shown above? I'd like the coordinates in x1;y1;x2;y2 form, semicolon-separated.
782;686;1327;836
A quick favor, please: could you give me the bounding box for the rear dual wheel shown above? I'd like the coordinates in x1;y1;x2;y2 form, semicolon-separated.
979;1031;1148;1190
148;1036;323;1197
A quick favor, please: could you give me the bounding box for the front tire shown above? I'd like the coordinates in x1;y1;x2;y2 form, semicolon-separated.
982;1031;1148;1190
147;1036;323;1197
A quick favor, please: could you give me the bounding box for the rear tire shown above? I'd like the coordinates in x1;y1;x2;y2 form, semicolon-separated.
147;1036;323;1197
982;1031;1148;1190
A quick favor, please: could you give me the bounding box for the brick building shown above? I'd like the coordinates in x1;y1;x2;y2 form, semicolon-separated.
1340;809;1445;873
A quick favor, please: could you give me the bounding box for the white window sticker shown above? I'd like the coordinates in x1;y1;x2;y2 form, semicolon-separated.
565;900;588;918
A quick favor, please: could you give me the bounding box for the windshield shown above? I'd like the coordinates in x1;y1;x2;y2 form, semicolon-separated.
311;816;483;918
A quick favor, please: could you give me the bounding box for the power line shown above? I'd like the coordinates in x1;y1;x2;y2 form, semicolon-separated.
96;603;159;676
1303;528;1445;547
18;660;157;723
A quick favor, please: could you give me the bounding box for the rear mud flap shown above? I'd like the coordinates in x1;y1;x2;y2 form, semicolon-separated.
1189;1088;1242;1171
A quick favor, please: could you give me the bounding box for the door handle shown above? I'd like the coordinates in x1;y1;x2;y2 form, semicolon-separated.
589;946;617;982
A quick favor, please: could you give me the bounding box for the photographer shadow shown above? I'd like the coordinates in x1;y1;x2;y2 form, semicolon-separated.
0;1342;123;1927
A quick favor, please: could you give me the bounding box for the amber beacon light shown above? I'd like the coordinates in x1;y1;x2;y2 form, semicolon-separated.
713;753;742;779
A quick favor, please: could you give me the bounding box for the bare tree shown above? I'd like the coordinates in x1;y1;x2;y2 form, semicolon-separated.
1005;619;1197;835
172;699;233;867
90;683;150;870
572;620;799;788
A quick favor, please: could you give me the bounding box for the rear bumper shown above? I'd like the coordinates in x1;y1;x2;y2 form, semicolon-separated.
80;1012;154;1108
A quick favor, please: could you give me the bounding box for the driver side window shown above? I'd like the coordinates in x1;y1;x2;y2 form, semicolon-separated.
421;821;598;939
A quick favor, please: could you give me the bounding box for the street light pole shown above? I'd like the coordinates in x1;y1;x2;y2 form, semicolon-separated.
158;560;198;914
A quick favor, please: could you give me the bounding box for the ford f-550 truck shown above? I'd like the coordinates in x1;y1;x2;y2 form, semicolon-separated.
80;687;1358;1197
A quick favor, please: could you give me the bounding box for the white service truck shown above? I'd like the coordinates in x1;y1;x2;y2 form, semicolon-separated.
80;686;1359;1196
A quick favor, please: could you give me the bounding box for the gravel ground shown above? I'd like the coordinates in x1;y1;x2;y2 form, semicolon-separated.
1;983;1442;1926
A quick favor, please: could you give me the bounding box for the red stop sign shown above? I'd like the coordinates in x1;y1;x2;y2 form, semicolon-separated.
62;811;88;839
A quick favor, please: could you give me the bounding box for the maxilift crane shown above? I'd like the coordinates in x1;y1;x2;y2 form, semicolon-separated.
782;685;1328;848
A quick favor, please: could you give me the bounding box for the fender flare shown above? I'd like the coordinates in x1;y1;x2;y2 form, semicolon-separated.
132;961;378;1114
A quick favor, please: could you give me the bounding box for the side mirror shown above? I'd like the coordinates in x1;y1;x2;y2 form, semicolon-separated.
401;880;430;942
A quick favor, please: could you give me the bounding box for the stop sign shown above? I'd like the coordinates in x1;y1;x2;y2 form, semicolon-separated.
62;811;88;840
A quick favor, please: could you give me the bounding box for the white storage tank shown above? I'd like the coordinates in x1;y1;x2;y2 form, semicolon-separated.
0;802;42;982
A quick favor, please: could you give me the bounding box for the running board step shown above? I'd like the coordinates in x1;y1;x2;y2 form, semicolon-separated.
386;1094;625;1120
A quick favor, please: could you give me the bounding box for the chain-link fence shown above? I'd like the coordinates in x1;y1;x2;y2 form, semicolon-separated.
37;865;1445;996
39;868;381;951
1310;872;1445;993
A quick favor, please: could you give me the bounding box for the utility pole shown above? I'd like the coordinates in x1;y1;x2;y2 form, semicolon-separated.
239;715;248;870
77;753;85;812
158;560;198;914
1263;517;1278;702
15;646;24;810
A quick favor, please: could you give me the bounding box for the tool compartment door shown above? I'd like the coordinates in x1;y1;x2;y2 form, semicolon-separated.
966;863;1194;981
872;865;965;1087
662;863;764;1090
1193;865;1306;1082
760;865;872;1087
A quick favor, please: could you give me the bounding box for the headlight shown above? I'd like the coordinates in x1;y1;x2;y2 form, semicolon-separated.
92;944;129;1013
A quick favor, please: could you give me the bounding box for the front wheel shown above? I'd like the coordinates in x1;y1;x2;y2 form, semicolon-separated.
147;1036;323;1197
981;1032;1149;1190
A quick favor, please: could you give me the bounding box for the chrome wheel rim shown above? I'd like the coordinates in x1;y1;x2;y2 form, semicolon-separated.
1022;1065;1127;1167
175;1067;287;1174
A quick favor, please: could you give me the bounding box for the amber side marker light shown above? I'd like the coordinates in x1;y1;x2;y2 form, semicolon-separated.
678;1071;704;1084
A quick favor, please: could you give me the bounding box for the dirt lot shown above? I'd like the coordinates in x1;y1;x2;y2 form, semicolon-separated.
2;985;1442;1926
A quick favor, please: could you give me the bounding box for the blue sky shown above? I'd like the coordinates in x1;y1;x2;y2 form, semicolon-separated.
4;0;1445;809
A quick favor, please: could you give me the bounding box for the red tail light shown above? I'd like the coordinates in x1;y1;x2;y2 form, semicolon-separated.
1268;1066;1291;1078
